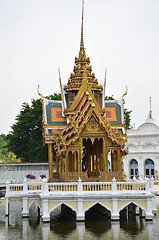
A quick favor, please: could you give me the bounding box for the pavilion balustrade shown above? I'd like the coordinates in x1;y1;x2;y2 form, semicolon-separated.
5;177;154;197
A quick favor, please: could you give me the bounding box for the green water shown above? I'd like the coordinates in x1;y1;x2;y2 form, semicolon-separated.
0;200;159;240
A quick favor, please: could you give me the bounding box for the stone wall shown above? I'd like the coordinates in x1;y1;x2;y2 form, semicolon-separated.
0;163;49;184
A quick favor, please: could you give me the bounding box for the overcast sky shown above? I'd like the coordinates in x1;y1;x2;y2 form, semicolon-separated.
0;0;159;134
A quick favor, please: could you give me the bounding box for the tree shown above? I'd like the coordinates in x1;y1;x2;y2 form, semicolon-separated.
2;152;21;163
124;108;133;130
7;100;46;162
0;134;8;159
105;95;114;100
0;134;20;162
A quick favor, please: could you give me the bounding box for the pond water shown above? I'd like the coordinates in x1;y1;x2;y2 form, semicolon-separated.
0;197;159;240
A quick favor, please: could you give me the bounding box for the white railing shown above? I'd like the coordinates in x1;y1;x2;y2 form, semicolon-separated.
5;177;154;197
48;182;78;192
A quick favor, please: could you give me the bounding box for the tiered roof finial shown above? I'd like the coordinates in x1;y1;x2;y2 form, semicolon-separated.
64;0;102;94
80;0;84;51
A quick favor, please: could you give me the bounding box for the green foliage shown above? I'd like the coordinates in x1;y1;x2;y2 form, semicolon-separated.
46;93;61;100
105;95;115;100
124;108;133;130
7;99;46;162
2;152;21;163
0;134;20;162
0;134;8;160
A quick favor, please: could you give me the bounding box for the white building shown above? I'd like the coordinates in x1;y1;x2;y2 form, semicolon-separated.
123;111;159;180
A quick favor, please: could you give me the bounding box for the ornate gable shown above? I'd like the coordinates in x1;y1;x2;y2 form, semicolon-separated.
82;115;104;133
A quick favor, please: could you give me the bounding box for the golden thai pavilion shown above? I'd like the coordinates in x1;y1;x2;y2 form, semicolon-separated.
41;3;128;182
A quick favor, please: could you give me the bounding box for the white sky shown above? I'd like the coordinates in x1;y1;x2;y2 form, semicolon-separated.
0;0;159;134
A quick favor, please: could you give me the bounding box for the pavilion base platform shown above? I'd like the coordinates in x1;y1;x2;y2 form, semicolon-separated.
4;177;158;222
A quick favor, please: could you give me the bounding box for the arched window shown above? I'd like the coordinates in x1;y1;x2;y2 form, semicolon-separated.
130;159;138;179
145;159;154;179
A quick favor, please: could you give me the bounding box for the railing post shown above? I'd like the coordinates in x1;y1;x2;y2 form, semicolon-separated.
5;197;9;216
146;178;150;193
23;178;28;194
78;177;83;194
146;198;154;220
6;181;9;195
77;178;84;221
77;199;84;221
112;177;117;193
151;177;154;191
111;198;119;220
22;197;29;218
42;178;48;195
42;199;50;222
5;181;10;216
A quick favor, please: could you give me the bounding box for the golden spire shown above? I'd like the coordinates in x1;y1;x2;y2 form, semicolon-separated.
80;0;84;51
37;85;43;99
104;68;107;101
58;68;65;111
64;0;103;94
122;86;128;103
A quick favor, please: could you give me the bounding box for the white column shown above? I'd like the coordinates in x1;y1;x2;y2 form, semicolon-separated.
42;223;50;240
112;178;117;193
152;195;157;215
6;181;9;195
111;198;119;220
147;222;154;239
140;162;145;179
23;178;28;194
77;222;85;240
42;178;48;195
77;178;83;193
138;159;143;179
146;179;150;194
5;217;8;239
22;218;28;240
123;157;130;180
22;197;29;217
42;199;50;222
112;222;120;240
151;177;154;191
145;198;153;220
5;197;9;216
77;199;84;221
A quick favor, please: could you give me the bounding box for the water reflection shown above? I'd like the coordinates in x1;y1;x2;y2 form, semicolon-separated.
120;215;145;236
85;220;111;236
0;216;156;240
50;221;76;238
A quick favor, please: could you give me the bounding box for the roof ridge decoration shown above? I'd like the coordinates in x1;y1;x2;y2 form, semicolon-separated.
37;85;47;144
58;68;65;111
